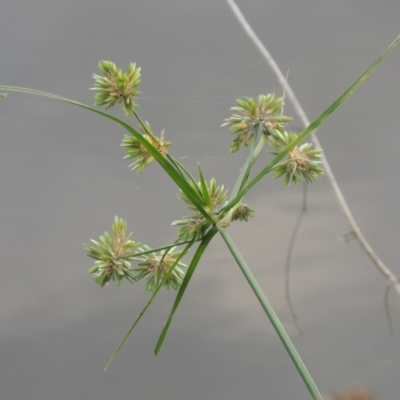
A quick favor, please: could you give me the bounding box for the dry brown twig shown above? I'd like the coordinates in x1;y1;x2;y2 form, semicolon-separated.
325;385;377;400
225;0;400;328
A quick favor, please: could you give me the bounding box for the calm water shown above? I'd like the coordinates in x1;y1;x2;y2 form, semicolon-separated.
1;1;399;399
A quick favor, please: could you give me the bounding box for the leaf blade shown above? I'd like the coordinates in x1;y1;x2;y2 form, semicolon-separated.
154;227;218;355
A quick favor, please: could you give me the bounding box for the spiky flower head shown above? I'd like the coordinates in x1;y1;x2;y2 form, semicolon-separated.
178;178;228;212
134;245;187;292
172;178;226;241
232;203;255;222
121;121;171;173
172;214;211;241
85;217;139;287
269;130;324;185
222;94;292;153
91;60;141;116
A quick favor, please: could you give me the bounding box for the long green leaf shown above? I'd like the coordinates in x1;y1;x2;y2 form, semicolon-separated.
119;239;195;259
222;34;400;213
154;227;218;355
198;164;212;208
166;154;197;184
103;239;195;371
218;227;323;400
0;86;212;221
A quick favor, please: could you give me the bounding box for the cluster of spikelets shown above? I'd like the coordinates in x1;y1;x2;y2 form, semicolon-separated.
222;94;324;185
221;94;292;152
85;217;139;287
91;60;141;116
121;121;171;173
172;178;255;241
86;61;324;292
91;61;323;187
85;217;186;291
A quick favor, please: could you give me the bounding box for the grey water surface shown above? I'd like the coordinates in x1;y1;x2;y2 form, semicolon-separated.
1;1;400;399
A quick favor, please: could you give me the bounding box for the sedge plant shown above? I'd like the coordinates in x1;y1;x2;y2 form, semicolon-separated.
1;35;399;400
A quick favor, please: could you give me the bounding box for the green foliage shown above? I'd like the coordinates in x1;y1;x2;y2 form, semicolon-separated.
179;177;227;212
1;35;398;399
172;177;230;240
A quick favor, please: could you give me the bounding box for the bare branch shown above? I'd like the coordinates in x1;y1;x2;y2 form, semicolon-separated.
385;283;396;334
285;183;308;335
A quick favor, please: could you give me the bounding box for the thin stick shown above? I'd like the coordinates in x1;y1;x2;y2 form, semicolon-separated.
285;184;308;335
225;0;400;299
385;283;395;334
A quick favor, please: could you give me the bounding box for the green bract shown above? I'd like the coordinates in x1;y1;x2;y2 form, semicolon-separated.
172;177;230;240
178;177;227;212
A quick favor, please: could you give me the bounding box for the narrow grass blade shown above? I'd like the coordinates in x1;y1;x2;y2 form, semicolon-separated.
166;155;198;185
0;86;212;221
229;129;268;201
197;164;212;208
154;227;218;355
222;34;400;212
103;239;194;371
218;226;323;400
121;239;194;259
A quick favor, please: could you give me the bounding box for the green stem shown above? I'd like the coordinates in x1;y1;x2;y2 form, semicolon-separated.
132;109;155;139
229;127;267;201
119;240;195;259
216;128;267;227
218;227;323;400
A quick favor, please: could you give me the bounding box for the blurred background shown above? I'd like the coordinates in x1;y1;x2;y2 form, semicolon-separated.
0;1;399;399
